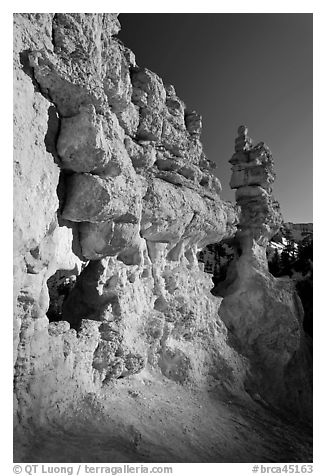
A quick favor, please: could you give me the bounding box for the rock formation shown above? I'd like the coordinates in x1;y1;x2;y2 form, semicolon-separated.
215;126;312;416
13;14;312;462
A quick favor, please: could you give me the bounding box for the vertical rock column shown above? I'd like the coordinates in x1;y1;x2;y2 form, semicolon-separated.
229;125;282;266
216;126;311;417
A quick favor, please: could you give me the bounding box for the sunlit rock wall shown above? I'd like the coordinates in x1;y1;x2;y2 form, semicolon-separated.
14;13;248;430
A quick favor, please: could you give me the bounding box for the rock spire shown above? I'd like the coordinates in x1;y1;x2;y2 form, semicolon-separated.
229;125;282;263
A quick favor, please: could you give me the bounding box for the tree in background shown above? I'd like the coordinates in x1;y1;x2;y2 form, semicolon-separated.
294;238;313;276
280;248;293;276
268;249;281;276
268;235;313;338
283;228;296;258
212;242;235;286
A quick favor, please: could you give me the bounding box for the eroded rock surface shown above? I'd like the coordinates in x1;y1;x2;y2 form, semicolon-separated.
13;14;312;463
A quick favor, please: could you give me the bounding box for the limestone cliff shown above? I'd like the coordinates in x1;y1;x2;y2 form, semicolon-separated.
13;14;312;462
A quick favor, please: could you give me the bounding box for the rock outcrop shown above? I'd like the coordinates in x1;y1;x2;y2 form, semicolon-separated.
13;14;312;462
14;12;241;425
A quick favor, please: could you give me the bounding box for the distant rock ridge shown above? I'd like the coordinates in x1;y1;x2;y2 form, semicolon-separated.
13;13;312;462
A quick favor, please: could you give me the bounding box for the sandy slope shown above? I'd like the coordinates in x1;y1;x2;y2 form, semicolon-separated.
15;371;312;463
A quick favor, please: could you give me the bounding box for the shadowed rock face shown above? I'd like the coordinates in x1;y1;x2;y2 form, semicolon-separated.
13;14;311;462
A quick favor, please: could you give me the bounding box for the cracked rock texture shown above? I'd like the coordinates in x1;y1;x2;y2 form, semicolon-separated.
13;14;312;462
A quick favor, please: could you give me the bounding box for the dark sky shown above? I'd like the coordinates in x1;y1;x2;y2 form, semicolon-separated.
118;13;313;223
